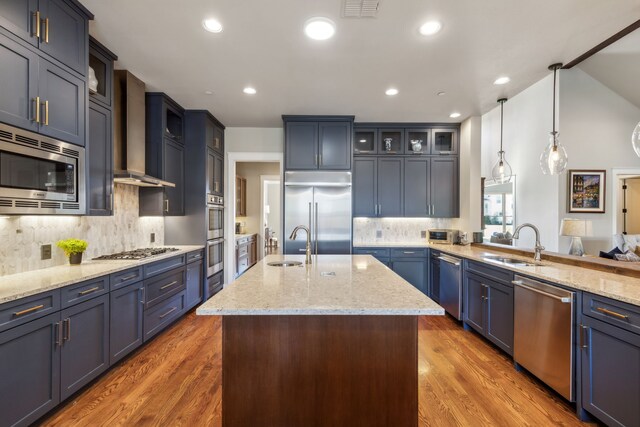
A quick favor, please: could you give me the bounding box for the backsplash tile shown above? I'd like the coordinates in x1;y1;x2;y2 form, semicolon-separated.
353;217;460;245
0;184;164;276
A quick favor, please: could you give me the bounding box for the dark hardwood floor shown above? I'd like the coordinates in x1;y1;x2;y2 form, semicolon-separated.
39;311;593;426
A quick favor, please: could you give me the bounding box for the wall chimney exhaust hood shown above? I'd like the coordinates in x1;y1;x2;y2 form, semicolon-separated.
113;70;175;188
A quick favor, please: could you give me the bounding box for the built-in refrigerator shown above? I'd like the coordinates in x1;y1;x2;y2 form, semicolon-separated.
284;171;352;255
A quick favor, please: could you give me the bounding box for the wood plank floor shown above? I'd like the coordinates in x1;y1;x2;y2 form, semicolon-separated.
39;311;594;427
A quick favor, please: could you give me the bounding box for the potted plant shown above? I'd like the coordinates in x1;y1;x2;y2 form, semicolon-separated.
56;238;89;265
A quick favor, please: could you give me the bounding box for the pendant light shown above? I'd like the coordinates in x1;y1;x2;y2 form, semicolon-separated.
491;98;513;183
632;121;640;157
540;63;568;175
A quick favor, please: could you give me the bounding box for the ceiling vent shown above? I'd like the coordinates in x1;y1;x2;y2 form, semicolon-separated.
342;0;379;18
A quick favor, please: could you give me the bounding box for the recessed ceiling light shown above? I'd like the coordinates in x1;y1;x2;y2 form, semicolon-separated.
304;17;336;40
385;88;399;96
243;87;257;95
437;91;446;96
202;18;223;33
204;90;213;95
494;76;510;85
449;112;461;118
419;21;442;36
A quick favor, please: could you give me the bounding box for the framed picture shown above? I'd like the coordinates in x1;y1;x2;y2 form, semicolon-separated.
568;170;606;213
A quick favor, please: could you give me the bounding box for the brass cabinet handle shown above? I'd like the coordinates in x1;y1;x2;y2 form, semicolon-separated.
159;306;177;319
596;307;629;320
78;286;100;296
33;96;40;123
160;280;178;290
119;273;138;282
164;199;170;213
55;321;62;347
44;17;49;43
64;318;71;342
14;304;44;317
44;100;49;125
33;11;41;38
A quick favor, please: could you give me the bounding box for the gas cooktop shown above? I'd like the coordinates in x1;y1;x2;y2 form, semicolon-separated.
93;247;180;260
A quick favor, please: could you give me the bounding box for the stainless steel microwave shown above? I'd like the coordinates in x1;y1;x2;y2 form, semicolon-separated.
0;123;85;215
428;229;459;245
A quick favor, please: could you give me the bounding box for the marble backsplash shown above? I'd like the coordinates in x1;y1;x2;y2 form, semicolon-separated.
0;184;164;276
353;217;461;245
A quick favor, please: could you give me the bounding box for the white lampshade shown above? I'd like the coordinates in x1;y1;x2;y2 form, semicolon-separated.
560;219;593;237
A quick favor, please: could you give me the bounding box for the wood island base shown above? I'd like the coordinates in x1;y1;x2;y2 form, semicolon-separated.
222;315;418;427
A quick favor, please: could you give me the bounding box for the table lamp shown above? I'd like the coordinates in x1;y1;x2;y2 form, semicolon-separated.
560;219;592;256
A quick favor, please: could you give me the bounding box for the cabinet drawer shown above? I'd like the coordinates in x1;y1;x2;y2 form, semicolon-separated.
111;267;143;290
390;248;428;258
207;272;224;299
61;276;109;308
144;254;185;278
236;237;249;245
583;293;640;335
353;248;390;258
238;257;249;272
187;249;204;264
238;244;248;257
465;260;513;285
144;268;185;309
0;291;60;333
144;291;185;342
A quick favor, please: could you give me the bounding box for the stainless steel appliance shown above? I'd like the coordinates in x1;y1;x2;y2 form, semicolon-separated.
207;237;224;277
284;171;352;255
94;247;179;260
438;254;462;319
0;122;85;215
428;229;460;245
207;194;224;240
513;275;575;401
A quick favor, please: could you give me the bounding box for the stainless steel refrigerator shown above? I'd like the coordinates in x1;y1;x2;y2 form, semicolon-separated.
284;171;352;255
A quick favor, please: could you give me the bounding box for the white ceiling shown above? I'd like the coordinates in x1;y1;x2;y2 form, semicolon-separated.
81;0;640;127
578;29;640;109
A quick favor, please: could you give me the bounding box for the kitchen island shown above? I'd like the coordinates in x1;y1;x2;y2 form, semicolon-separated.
197;254;443;426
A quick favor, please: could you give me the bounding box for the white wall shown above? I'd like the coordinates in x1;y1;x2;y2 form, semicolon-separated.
225;127;283;153
558;67;640;253
459;116;482;234
482;75;561;250
265;181;281;242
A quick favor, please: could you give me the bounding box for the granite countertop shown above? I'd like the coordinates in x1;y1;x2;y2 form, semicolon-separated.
235;233;256;239
197;254;444;316
0;245;204;304
432;244;640;306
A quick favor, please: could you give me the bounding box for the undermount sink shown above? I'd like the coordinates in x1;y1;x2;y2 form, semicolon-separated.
482;255;537;267
267;261;303;267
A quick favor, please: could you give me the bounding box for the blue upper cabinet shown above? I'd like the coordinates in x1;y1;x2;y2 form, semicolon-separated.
0;0;90;75
283;116;354;171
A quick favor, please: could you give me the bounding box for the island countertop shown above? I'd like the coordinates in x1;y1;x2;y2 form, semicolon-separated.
197;254;444;316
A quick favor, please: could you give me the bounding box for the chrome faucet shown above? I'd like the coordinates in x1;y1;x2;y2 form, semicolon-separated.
513;223;545;262
289;225;312;264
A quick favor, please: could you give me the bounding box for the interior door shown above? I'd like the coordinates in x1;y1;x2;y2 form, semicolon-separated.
314;186;352;254
284;186;313;255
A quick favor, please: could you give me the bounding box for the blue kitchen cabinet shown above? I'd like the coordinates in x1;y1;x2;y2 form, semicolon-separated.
429;250;441;303
464;273;486;334
59;294;109;400
163;137;185;215
109;281;144;365
0;35;39;132
0;312;61;427
430;156;458;218
38;0;88;75
88;101;113;215
581;295;640;427
404;157;430;217
390;257;428;295
377;157;403;217
186;258;204;311
353;157;377;217
283;116;354;171
0;0;40;47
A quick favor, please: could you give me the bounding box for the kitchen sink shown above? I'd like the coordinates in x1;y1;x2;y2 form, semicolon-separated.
267;261;303;267
482;255;538;267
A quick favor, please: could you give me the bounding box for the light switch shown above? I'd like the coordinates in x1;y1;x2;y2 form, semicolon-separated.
41;244;52;260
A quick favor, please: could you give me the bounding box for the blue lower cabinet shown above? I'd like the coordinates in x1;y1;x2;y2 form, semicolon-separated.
0;313;60;427
59;294;110;400
581;315;640;427
110;281;144;365
143;291;186;342
390;258;428;295
185;259;204;311
429;252;440;302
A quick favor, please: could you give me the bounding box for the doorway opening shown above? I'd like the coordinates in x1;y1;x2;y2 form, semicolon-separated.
612;168;640;238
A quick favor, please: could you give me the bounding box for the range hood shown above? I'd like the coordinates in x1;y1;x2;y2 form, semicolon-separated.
112;70;175;188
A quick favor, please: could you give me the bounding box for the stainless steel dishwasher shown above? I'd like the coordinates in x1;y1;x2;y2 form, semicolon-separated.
438;254;462;320
513;275;575;401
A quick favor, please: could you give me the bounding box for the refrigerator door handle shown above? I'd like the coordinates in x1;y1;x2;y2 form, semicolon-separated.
315;202;319;255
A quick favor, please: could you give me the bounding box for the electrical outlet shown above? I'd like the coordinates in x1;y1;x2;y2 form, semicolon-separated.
41;244;52;260
376;230;383;238
421;230;427;238
150;233;156;243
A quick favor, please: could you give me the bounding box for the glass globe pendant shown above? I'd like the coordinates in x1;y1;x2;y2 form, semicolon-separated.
491;98;513;183
540;63;568;175
633;121;640;157
540;131;568;175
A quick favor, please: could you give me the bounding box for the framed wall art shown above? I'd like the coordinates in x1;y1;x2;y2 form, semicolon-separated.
568;170;606;213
